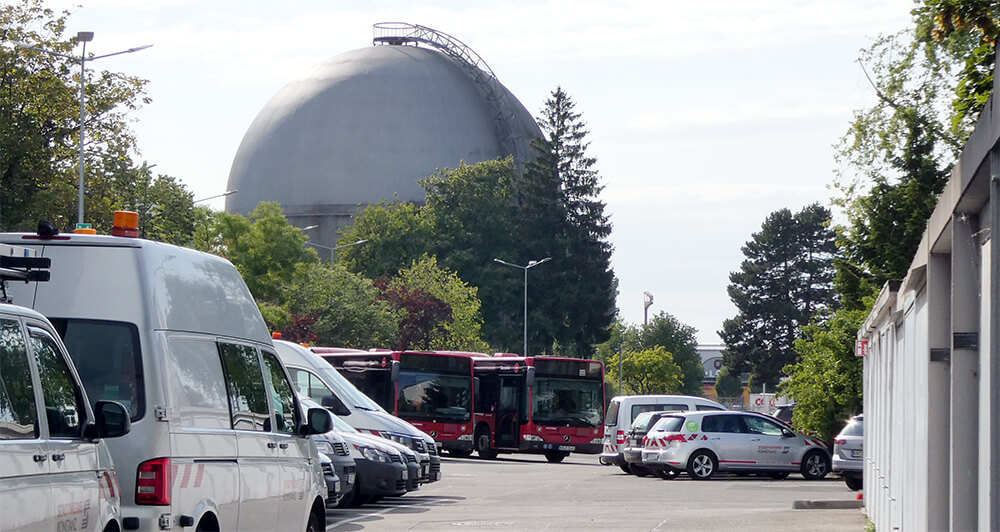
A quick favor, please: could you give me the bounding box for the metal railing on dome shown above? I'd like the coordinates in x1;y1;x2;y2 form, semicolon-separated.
372;22;528;170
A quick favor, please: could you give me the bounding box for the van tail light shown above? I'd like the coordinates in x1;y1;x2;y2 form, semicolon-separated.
136;458;171;505
834;439;846;446
616;430;625;445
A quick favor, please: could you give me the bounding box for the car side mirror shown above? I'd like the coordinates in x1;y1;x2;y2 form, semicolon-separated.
86;400;131;440
302;407;333;435
321;394;351;417
782;428;795;438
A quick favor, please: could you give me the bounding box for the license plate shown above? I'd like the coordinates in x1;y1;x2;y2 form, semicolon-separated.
851;450;862;458
422;465;428;477
645;453;658;461
401;469;408;480
348;472;356;484
558;445;575;451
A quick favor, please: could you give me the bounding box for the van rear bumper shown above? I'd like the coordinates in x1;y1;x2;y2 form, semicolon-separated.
600;452;626;467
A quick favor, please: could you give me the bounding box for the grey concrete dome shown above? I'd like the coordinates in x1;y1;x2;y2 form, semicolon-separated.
226;41;542;248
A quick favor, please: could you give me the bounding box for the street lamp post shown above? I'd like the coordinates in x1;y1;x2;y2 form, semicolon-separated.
15;33;152;228
193;190;238;205
494;257;551;356
643;291;654;326
305;239;368;266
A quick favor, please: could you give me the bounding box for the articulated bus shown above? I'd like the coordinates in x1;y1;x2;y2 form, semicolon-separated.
314;349;483;454
472;356;605;463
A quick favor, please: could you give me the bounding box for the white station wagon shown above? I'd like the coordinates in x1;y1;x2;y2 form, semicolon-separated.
641;411;831;480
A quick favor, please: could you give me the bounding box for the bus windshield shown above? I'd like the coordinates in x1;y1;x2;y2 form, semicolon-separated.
315;364;386;413
397;370;471;422
532;377;603;428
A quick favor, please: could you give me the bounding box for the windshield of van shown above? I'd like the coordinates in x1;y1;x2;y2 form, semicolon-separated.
315;365;386;413
330;412;359;434
51;318;144;421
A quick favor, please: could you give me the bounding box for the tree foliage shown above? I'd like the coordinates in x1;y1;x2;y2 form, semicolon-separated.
714;367;743;399
720;204;837;390
605;347;683;395
639;311;703;396
337;200;434;279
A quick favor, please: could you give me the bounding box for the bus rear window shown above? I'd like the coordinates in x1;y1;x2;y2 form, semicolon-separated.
51;318;145;421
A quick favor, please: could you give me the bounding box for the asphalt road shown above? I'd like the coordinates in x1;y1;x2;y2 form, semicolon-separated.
326;454;868;531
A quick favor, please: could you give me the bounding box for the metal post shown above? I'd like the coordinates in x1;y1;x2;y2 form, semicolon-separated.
78;39;87;225
523;266;528;357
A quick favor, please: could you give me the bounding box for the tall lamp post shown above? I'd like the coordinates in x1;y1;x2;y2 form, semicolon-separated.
16;32;152;228
494;257;551;356
193;190;238;205
306;239;368;266
643;291;654;326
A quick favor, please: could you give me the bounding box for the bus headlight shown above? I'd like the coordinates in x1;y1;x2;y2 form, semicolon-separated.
590;438;602;445
522;434;543;442
457;434;473;441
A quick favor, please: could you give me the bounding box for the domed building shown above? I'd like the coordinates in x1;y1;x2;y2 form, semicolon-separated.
226;23;543;249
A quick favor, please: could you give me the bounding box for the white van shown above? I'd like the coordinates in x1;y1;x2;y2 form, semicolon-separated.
600;394;725;471
0;298;131;532
272;340;441;483
0;217;334;531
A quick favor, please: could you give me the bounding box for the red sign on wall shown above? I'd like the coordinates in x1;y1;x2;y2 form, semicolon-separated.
855;340;869;357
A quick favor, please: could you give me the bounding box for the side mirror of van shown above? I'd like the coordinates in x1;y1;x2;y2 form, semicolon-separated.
321;395;351;417
525;366;535;388
302;407;333;436
390;360;400;382
85;400;131;439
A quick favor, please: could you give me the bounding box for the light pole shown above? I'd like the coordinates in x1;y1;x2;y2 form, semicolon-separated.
193;190;238;205
15;33;152;228
643;291;654;326
494;257;551;356
305;239;368;266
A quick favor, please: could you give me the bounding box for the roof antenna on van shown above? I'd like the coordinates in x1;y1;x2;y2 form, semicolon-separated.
37;220;59;238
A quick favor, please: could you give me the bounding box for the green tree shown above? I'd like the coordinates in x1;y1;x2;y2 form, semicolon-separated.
605;347;683;395
714;367;743;400
337;199;434;279
0;0;154;232
720;204;837;390
781;308;867;441
640;312;703;396
593;316;641;365
387;255;490;353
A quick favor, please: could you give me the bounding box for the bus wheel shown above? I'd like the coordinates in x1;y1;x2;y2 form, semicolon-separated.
449;449;473;458
476;427;497;459
544;451;568;463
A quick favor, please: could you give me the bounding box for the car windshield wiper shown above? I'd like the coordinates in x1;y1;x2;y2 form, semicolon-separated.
354;405;377;411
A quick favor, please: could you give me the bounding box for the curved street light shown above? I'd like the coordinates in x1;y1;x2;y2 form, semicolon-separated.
306;239;368;267
15;32;152;228
494;257;551;356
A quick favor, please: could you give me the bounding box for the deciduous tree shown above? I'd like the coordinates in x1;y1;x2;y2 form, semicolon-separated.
605;347;683;395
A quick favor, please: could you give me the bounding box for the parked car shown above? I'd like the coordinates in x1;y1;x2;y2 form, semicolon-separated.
641;411;831;481
833;414;864;490
772;403;795;424
308;421;356;508
326;409;412;506
621;410;687;478
274;340;441;484
0;216;334;531
0;296;131;532
600;395;725;472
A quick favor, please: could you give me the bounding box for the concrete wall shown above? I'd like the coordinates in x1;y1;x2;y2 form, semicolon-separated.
858;59;1000;531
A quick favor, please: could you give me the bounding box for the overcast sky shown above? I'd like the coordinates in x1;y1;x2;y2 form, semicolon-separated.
34;0;915;343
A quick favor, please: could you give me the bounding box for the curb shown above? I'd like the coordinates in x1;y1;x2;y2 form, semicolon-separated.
792;500;865;510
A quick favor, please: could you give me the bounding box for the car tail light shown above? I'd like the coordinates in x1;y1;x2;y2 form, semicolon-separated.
834;439;846;446
136;458;171;505
616;430;626;444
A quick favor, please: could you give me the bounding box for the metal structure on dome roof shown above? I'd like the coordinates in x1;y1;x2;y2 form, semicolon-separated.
373;22;528;170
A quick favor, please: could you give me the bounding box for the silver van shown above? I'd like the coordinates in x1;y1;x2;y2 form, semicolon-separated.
0;221;334;531
0;299;131;532
273;340;441;483
600;394;725;472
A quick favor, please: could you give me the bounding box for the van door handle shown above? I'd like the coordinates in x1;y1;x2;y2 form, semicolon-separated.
33;454;47;463
279;443;289;450
267;442;278;449
51;453;65;461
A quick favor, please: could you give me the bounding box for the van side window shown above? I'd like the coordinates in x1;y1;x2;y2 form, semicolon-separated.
696;405;724;411
631;404;664;419
261;352;299;434
29;327;85;438
0;319;38;439
289;367;336;406
218;343;270;432
166;337;230;429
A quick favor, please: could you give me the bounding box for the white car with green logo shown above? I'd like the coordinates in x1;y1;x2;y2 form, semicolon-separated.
640;411;831;481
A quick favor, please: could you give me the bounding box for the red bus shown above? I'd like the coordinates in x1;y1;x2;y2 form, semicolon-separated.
472;356;605;462
314;349;483;454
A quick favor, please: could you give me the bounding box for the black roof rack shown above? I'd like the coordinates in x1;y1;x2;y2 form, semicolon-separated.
0;255;50;304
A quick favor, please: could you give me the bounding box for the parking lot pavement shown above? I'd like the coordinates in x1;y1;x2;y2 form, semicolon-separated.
327;454;869;531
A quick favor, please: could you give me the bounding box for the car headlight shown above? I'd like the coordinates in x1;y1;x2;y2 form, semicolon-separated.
360;446;389;462
314;440;336;456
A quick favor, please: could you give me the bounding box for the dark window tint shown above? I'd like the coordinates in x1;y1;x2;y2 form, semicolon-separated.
0;319;37;439
30;327;85;438
53;319;144;421
604;401;620;426
744;415;785;436
650;416;684;433
696;404;724;411
262;352;298;434
218;343;270;431
631;404;666;420
167;337;230;430
703;414;744;433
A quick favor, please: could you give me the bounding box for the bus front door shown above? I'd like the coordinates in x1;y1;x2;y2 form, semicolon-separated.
495;376;521;448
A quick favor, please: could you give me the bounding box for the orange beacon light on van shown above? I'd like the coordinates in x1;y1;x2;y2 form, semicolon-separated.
112;211;140;237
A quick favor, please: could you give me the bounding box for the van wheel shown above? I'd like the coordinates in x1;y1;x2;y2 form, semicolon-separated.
476;426;497;459
627;463;651;477
544;451;568;463
449;449;473;458
686;450;717;480
801;450;830;480
305;512;321;532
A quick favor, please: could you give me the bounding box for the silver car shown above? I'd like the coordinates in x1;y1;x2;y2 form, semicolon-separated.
641;411;831;480
833;414;863;490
